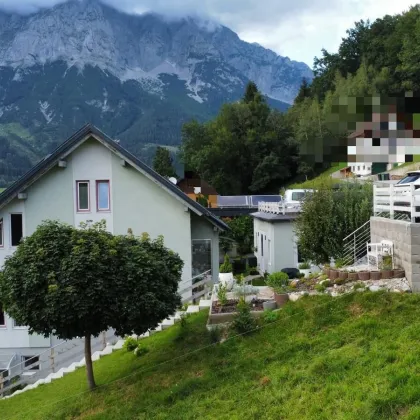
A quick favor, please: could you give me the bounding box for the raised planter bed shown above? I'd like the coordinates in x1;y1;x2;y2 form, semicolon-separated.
358;271;370;281
393;269;405;278
329;269;339;280
370;271;381;280
347;272;358;281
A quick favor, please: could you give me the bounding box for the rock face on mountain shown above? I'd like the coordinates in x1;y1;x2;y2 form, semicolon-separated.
0;0;313;184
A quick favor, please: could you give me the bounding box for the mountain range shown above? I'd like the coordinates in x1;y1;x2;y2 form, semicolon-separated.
0;0;313;185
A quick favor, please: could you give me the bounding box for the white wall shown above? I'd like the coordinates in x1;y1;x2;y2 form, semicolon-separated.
349;162;372;176
253;218;298;274
72;140;114;232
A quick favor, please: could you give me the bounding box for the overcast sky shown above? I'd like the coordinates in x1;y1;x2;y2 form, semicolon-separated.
0;0;416;67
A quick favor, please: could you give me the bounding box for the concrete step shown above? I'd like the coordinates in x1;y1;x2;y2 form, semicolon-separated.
92;351;102;361
139;331;150;339
160;318;175;329
199;299;212;309
186;305;200;313
113;340;125;350
149;325;162;335
100;346;114;356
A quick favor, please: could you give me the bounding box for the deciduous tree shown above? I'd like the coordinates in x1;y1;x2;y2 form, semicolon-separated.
0;221;183;390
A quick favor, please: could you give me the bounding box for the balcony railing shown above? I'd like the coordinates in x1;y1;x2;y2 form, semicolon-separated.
257;202;301;214
373;182;420;222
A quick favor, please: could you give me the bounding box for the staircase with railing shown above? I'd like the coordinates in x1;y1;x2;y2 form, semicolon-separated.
342;212;409;267
0;270;214;400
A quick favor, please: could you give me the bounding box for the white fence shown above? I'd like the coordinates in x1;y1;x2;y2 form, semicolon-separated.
373;183;420;222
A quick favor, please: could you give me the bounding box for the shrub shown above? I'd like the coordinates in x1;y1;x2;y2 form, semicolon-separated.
297;272;305;279
320;279;331;287
319;274;328;281
134;345;149;357
208;326;223;343
298;262;311;269
265;272;290;294
124;337;139;352
232;298;256;334
334;278;347;285
219;254;233;273
353;282;366;290
314;284;326;293
262;310;279;323
335;258;345;269
217;283;228;306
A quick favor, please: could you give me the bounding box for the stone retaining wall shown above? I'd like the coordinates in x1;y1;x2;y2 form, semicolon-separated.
370;217;420;291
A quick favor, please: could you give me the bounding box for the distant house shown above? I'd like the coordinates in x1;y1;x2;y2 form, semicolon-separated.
177;171;218;208
0;124;227;374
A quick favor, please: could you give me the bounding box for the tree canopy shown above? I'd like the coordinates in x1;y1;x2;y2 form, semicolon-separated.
153;146;177;178
0;221;183;390
294;183;373;264
181;82;299;195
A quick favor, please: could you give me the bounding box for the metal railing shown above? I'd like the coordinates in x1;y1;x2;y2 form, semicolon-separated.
0;329;118;397
258;202;301;215
178;270;213;304
342;211;409;267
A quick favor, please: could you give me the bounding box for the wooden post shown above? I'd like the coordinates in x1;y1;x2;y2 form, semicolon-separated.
102;331;107;349
50;347;55;374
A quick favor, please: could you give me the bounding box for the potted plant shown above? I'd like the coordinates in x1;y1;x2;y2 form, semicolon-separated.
322;263;330;276
380;256;394;279
393;267;405;278
370;270;381;280
265;272;291;307
347;270;358;281
338;269;348;280
219;254;234;291
298;261;311;278
329;268;339;280
358;270;370;281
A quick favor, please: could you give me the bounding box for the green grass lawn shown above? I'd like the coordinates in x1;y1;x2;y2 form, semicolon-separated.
5;292;420;419
288;162;348;189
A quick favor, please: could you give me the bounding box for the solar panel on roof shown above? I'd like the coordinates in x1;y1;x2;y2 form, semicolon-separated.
217;196;248;207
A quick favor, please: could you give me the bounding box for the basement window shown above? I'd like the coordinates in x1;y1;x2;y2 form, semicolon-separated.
11;214;23;246
76;181;90;212
22;356;40;371
0;305;5;327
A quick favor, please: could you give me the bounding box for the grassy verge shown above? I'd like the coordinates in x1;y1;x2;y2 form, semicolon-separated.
4;292;420;419
288;162;348;189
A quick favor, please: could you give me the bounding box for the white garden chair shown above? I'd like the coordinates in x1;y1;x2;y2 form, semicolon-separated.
367;240;394;270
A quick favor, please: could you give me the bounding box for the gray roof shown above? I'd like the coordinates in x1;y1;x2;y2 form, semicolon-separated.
0;124;228;231
250;212;299;222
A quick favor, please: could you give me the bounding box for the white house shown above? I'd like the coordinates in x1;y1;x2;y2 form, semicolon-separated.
251;203;303;275
0;124;227;380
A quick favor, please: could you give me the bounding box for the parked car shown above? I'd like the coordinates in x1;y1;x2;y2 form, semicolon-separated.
282;189;315;210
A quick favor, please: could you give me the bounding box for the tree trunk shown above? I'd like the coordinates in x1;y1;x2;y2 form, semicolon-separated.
84;334;96;390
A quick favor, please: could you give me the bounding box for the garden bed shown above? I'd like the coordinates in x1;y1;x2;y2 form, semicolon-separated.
212;298;267;314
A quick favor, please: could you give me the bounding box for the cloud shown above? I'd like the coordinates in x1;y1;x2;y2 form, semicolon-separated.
0;0;415;66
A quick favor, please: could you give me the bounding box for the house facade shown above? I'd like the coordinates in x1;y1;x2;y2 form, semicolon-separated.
0;124;227;375
251;209;302;275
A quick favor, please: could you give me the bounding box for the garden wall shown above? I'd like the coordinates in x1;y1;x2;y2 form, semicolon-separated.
370;217;420;291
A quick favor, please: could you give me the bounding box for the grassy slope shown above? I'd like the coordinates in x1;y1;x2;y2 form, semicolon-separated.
4;292;420;419
288;162;348;189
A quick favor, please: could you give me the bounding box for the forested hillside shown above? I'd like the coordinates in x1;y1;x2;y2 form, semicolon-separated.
288;4;420;179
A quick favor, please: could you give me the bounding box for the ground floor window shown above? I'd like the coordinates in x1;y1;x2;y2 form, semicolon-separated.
192;240;212;278
11;213;23;246
22;356;40;370
0;305;5;326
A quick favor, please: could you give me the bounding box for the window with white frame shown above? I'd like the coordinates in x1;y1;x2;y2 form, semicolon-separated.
0;304;5;327
96;180;110;211
13;319;26;328
0;218;3;247
22;355;40;371
76;181;90;212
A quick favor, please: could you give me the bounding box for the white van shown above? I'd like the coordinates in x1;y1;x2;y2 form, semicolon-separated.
282;189;315;210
